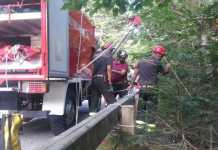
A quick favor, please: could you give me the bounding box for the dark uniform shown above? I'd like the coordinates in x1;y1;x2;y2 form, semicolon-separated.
133;45;170;111
138;56;164;85
137;56;164;110
89;54;116;112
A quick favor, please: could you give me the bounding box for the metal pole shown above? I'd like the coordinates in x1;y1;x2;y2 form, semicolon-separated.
78;28;134;73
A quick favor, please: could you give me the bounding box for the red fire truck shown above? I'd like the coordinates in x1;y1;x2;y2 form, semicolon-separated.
0;0;96;135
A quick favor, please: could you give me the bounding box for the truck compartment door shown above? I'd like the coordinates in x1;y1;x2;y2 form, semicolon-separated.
48;0;69;77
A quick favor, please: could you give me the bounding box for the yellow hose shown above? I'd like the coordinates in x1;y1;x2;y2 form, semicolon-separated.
3;114;11;150
10;113;23;150
3;113;23;150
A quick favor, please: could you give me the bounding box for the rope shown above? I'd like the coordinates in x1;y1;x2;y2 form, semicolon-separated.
74;80;83;125
78;27;135;73
182;135;199;150
112;28;133;55
145;109;199;150
149;110;176;132
18;0;24;8
7;5;11;22
5;54;9;88
77;44;113;73
212;126;218;137
0;3;40;8
76;11;84;72
75;82;79;124
210;125;213;150
78;81;83;122
163;57;192;97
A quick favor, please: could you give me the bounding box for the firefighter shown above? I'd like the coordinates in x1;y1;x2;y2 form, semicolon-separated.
89;43;116;116
111;50;129;98
131;45;171;110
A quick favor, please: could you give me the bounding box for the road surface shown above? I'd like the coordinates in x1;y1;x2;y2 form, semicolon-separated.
1;100;92;150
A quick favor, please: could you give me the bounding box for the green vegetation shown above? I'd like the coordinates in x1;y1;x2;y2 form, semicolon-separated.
64;0;218;149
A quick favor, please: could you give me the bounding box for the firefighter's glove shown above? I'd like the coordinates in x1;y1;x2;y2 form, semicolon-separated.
108;84;114;92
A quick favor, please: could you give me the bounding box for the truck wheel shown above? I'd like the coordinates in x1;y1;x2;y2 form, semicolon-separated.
64;97;76;128
49;99;76;135
49;115;66;136
49;84;77;135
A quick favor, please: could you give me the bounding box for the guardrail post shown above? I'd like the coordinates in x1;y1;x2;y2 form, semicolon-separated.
119;94;139;135
120;105;135;135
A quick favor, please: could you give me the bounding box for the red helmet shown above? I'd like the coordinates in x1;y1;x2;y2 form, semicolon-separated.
152;45;166;57
128;16;142;27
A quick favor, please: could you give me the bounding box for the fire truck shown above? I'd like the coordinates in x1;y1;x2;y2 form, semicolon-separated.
0;0;96;135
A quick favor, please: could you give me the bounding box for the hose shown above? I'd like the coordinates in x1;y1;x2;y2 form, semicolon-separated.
2;113;23;150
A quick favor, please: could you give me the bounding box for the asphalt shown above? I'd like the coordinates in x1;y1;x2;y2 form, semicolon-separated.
0;101;91;150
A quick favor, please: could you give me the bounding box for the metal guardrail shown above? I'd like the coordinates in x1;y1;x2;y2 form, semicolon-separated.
37;90;138;150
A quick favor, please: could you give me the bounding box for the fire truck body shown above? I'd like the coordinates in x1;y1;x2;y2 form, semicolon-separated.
0;0;95;134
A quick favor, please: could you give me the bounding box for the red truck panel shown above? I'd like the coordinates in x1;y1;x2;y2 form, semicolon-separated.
0;0;47;81
40;0;48;80
69;11;96;77
0;1;95;81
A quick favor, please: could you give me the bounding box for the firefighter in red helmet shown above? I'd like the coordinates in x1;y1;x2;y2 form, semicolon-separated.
152;45;166;57
131;44;171;110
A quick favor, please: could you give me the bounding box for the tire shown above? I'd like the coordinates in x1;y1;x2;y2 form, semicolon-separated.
49;100;76;135
49;84;77;135
64;97;76;129
49;115;66;136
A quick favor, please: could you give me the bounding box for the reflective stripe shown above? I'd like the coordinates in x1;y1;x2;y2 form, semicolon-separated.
141;85;154;88
93;74;104;78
